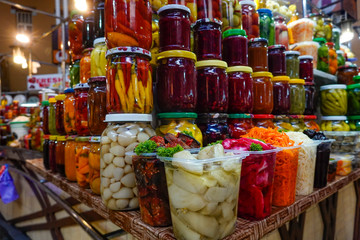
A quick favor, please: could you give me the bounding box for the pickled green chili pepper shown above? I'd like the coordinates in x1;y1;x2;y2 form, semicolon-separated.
347;83;360;115
258;8;275;46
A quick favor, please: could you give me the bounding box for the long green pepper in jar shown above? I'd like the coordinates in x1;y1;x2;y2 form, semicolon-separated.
320;85;347;116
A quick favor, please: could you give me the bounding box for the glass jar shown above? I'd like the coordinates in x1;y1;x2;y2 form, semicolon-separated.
80;48;93;83
43;135;50;170
240;1;259;39
274;16;289;49
74;83;90;136
227;66;253;113
336;50;345;67
299;55;314;83
90;38;107;77
157;112;203;145
258;8;275;46
222;29;248;67
285;51;300;79
42;101;50;135
193;19;222;60
248;38;268;72
69;12;84;61
94;0;105;38
55;94;66;135
304;115;320;131
70;60;80;87
106;47;153;113
320;84;347;116
88;77;107;135
320;116;350;131
197;0;221;21
31;124;43;152
347;83;360;115
252;71;273;114
221;0;242;31
326;42;337;75
291;41;319;69
100;114;156;210
314;38;329;73
272;76;290;115
65;136;77;181
332;27;340;50
228;113;253;138
156;50;197;112
289;79;305;115
167;0;197;23
75;137;91;188
309;14;325;38
252;114;275;128
304;83;316;115
324;18;333;42
337;65;359;85
89;136;101;195
158;5;191;52
289;115;306;131
64;88;76;135
274;115;294;131
49;135;57;172
348;115;360;131
82;11;95;49
48;98;59;135
105;0;152;50
196;113;228;146
268;45;286;76
56;136;66;176
195;60;228;113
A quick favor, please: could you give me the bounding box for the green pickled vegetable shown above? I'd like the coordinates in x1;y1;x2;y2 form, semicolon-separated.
70;60;80;87
289;84;305;114
347;87;360;115
286;55;299;79
259;11;275;46
337;54;345;67
320;89;347;115
317;45;329;73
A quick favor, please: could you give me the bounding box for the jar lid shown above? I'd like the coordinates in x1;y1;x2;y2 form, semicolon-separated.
313;37;327;44
347;115;360;120
228;113;252;119
75;136;91;142
105;114;152;122
55;94;66;101
49;98;56;103
67;135;76;140
336;50;344;55
82;48;94;54
289;79;305;85
226;66;253;73
93;37;105;46
303;115;317;120
249;37;268;43
74;83;90;89
222;29;247;39
90;136;101;142
257;8;272;17
41;101;49;106
353;75;360;83
158;4;191;14
289;115;304;119
333;27;341;33
326;42;335;47
49;135;57;140
346;83;360;90
64;88;75;94
106;47;152;60
252;114;274;119
157;112;197;119
240;0;256;7
157;50;196;61
320;84;347;91
88;76;106;83
57;136;67;141
193;18;222;29
252;71;273;78
321;116;347;121
272;76;290;82
198;113;228;119
268;44;285;51
298;55;314;60
195;60;228;69
338;65;358;70
284;51;300;56
305;82;314;86
43;135;50;140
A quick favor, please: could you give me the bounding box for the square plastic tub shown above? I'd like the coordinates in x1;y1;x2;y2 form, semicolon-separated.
330;154;355;176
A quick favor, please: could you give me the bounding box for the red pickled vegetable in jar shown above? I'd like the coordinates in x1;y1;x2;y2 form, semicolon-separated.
222;29;248;66
272;76;290;115
299;55;314;83
69;12;84;61
253;114;275;128
42;101;50;135
240;0;259;39
268;45;286;76
196;113;228;145
88;77;107;135
197;0;221;21
252;72;273;114
228;114;253;138
55;94;66;135
274;16;289;49
304;82;316;115
74;83;90;136
248;38;268;72
168;0;198;23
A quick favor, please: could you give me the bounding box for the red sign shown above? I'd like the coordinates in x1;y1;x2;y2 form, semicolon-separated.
27;73;69;90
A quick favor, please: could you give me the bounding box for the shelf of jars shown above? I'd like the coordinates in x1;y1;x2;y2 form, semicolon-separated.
22;156;360;240
314;69;337;86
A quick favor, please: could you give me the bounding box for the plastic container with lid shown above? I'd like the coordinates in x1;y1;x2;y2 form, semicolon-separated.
106;47;152;113
304;115;320;131
105;0;152;50
65;136;76;181
258;8;275;46
94;0;104;38
69;12;84;61
48;98;59;135
43;135;50;170
89;136;101;195
55;94;66;135
274;16;289;49
334;154;355;176
75;136;90;188
158;5;191;52
320;84;347;116
88;77;107;135
274;115;294;131
314;38;329;73
156;50;197;113
227;66;253;113
337;65;359;85
285;51;300;79
90;38;107;77
252;71;273;114
166;0;197;23
100;114;156;210
49;135;57;172
221;0;242;30
74;83;90;136
304;82;316;115
196;60;228;113
326;42;337;75
196;113;228;146
314;139;334;188
80;48;93;83
336;50;345;67
272;76;290;115
268;45;286;76
55;136;66;176
197;0;221;21
193;19;222;61
290;41;319;68
42;101;50;135
299;55;314;83
70;60;80;87
289;79;305;115
348;115;360;131
241;1;259;39
287;18;314;44
227;113;253;138
320;116;350;131
222;29;248;67
64;88;76;135
253;114;275;128
248;38;268;72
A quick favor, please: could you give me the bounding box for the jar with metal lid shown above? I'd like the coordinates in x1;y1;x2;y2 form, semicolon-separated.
94;0;105;38
105;0;152;50
336;50;345;67
69;12;84;61
48;98;59;135
106;47;153;113
65;136;76;181
272;76;290;115
42;101;50;135
258;8;275;46
324;18;333;42
88;77;107;135
74;83;90;136
320;116;350;131
289;79;305;115
289;115;306;131
100;114;156;210
70;60;80;87
227;66;253;113
347;115;360;131
158;5;191;52
43;135;50;170
55;94;66;135
196;60;228;113
157;112;202;145
274;16;288;49
337;65;359;85
299;55;314;83
75;136;91;188
252;114;275;128
80;48;93;83
285;51;300;79
89;136;101;195
304;115;320;131
64;88;76;135
248;38;268;72
304;83;316;115
347;82;360;115
82;11;95;49
240;1;259;39
268;45;286;76
49;135;57;172
197;0;221;21
309;14;325;38
196;113;228;146
314;38;329;73
221;0;242;31
274;115;294;131
252;71;273;114
56;136;66;176
227;113;253;138
156;50;197;112
332;28;340;50
326;42;337;75
222;29;248;67
193;19;222;60
320;84;347;116
90;38;107;77
166;0;197;23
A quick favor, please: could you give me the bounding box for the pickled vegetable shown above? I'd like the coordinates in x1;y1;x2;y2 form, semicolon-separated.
274;16;289;49
320;116;350;131
285;51;300;79
348;83;360;115
304;115;320;131
227;114;253;138
248;38;268;72
75;137;90;188
55;94;66;135
89;137;101;195
222;29;248;67
252;114;275;129
88;77;107;135
74;83;90;136
69;12;84;61
64;88;76;135
320;84;347;116
65;136;76;181
56;136;66;177
304;83;316;115
69;60;80;87
337;50;345;67
326;42;337;75
90;38;107;77
268;45;286;76
197;0;221;21
258;8;275;46
80;48;92;83
42;101;50;135
252;71;273;114
221;0;241;31
167;0;198;23
48;98;58;135
299;55;314;83
272;76;290;115
241;1;259;39
337;65;359;85
314;38;329;73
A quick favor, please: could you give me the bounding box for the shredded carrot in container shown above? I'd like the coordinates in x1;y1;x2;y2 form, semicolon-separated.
242;127;299;206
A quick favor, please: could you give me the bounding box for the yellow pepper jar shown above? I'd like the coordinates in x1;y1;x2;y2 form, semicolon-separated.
91;38;107;77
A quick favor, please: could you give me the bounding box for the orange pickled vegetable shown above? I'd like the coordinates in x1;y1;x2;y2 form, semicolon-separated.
65;139;77;181
88;140;101;195
336;159;352;176
80;49;92;83
75;142;90;188
64;91;76;135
